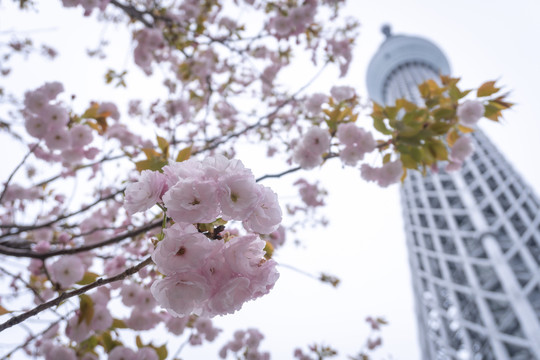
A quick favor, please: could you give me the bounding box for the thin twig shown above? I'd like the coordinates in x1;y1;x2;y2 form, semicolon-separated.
0;256;153;333
0;189;125;235
0;220;161;259
0;143;39;204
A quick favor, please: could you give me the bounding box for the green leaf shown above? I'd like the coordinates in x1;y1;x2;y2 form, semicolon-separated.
154;344;168;360
176;146;192;162
477;80;500;97
100;331;114;352
79;294;94;326
400;153;417;169
382;153;391;164
76;272;99;285
433;107;455;121
135;158;168;172
112;318;127;329
447;128;459;147
428;121;452;135
136;335;144;348
156;136;169;155
427;140;448;161
457;124;475;133
372;117;392;135
383;106;398;120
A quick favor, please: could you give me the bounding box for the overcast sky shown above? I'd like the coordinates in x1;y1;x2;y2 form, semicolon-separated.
1;1;540;359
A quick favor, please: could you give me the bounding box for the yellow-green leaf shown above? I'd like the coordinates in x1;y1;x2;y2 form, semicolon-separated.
155;344;168;360
477;80;499;97
112;318;127;329
136;335;144;348
400;153;417;169
135;158;168;172
427;140;448;161
142;148;161;159
382;153;391;164
457;124;475;133
156;136;169;155
76;272;99;286
372;117;392;135
100;331;114;352
79;294;94;326
176;146;192;162
447;128;459;147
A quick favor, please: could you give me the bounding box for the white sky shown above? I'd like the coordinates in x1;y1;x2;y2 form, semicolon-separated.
1;1;540;359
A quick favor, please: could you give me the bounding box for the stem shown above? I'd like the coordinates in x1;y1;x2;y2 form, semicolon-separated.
0;256;153;333
0;143;39;204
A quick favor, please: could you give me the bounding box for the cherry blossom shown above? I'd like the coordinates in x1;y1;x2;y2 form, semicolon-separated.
50;256;85;288
124;170;168;215
457;100;484;126
360;160;404;188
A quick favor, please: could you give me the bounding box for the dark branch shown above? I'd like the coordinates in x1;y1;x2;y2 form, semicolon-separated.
0;189;125;235
0;256;153;333
0;220;161;259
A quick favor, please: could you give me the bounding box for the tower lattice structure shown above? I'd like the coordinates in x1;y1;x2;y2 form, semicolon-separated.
366;26;540;360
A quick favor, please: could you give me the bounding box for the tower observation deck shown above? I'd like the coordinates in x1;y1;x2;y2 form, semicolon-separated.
366;26;540;360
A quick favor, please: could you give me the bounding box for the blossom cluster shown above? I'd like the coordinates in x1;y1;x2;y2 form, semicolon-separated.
124;155;282;318
133;28;166;75
292;127;331;170
268;0;317;39
23;83;96;163
151;224;279;317
336;123;376;166
360;160;404;188
125;155;282;235
219;328;269;360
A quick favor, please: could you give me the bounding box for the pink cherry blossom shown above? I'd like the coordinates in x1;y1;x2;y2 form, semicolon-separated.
69;124;93;147
306;93;327;114
124;170;168;215
44;345;77;360
450;136;474;163
152;226;215;275
163;178;220;223
243;186;282;234
120;282;142;307
165;314;189;335
42;104;69;129
360;160;403;188
65;314;91;343
457;100;484;126
25;115;49;138
293;143;323;170
90;305;113;331
218;173;262;220
135;347;159;360
108;346;137;360
303;127;331;155
330;85;355;102
50;255;85;288
151;272;210;317
44;127;71;150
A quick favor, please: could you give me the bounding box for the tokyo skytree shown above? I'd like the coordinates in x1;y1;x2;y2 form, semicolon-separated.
366;26;540;360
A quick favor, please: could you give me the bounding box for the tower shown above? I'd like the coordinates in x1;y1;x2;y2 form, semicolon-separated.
366;26;540;360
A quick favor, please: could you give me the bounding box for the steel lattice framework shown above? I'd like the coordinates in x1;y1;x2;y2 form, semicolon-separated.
366;27;540;360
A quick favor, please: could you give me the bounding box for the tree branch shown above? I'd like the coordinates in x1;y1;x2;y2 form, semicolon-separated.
0;256;154;333
0;220;161;259
0;188;125;235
